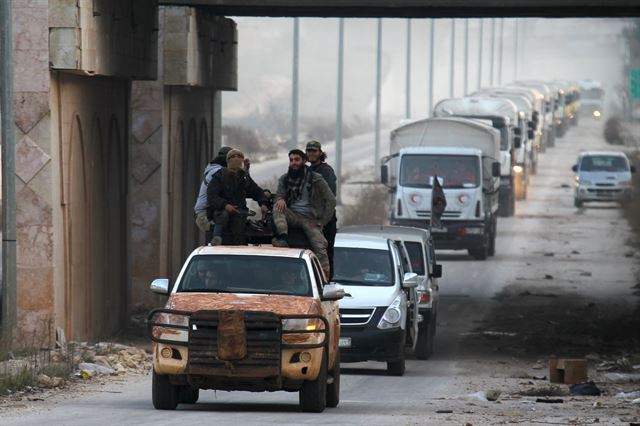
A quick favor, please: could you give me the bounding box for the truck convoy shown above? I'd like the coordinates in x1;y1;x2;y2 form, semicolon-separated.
380;117;501;260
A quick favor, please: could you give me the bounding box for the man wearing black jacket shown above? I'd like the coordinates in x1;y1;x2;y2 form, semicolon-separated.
305;140;338;279
207;149;268;245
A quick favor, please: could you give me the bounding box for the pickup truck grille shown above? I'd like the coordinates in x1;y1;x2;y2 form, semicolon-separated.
340;308;376;326
187;311;281;377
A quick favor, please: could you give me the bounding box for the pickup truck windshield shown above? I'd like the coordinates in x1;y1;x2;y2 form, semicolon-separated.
400;154;479;189
178;255;312;296
333;248;394;286
580;156;629;172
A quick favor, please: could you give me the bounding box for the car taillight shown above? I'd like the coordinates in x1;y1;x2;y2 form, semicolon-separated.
420;293;431;303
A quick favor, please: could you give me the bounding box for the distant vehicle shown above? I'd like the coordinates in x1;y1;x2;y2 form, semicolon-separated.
147;246;343;412
572;151;636;207
514;80;558;148
578;79;605;120
380;117;502;259
333;233;420;376
340;225;442;360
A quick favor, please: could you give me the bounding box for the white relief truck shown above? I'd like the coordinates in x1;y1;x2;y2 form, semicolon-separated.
380;117;501;260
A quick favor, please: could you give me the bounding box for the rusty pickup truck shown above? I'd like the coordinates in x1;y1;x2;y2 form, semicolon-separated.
147;246;344;412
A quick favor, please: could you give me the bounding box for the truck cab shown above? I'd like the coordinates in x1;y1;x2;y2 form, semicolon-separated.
433;97;519;217
148;246;343;413
332;233;420;376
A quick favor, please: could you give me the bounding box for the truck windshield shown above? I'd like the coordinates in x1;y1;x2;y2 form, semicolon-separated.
581;88;604;100
333;248;394;286
400;155;480;189
178;255;312;296
580;155;629;172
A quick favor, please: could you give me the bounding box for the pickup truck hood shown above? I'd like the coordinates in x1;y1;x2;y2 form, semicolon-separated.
578;170;631;184
165;292;320;316
336;284;399;309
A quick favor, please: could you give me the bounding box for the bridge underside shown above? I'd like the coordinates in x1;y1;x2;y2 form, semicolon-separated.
158;1;640;18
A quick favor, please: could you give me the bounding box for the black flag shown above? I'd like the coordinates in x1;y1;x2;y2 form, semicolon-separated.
430;174;447;230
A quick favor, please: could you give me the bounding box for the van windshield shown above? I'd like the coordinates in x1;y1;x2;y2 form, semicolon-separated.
178;255;312;296
333;248;394;286
580;155;628;172
400;155;479;189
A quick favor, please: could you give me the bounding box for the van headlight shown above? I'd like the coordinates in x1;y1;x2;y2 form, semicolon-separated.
378;295;405;330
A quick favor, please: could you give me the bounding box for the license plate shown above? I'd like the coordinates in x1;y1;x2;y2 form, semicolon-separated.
338;337;351;348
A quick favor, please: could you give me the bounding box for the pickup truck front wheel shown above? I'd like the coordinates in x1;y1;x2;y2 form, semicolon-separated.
326;350;340;408
299;351;327;413
152;371;178;410
179;386;200;404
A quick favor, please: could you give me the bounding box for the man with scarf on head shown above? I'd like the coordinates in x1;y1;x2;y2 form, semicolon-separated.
194;146;233;242
272;149;336;279
207;149;269;245
305;140;338;279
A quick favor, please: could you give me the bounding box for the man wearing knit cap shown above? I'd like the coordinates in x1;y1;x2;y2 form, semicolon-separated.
305;140;338;279
272;149;336;279
194;146;233;241
207;149;269;245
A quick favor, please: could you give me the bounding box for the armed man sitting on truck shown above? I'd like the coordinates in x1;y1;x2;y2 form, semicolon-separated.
272;149;336;280
207;149;269;245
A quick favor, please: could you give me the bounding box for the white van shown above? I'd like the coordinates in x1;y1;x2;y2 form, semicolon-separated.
340;225;441;360
572;151;635;207
333;233;419;376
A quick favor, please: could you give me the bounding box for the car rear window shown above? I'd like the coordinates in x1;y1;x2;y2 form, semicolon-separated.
178;255;312;296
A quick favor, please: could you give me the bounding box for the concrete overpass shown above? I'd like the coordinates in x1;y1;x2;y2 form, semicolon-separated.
159;0;640;17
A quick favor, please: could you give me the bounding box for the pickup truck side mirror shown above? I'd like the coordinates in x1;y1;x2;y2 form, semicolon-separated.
150;278;170;295
380;164;389;185
631;165;636;173
571;164;578;172
322;283;345;301
402;272;419;288
492;162;501;177
431;264;443;279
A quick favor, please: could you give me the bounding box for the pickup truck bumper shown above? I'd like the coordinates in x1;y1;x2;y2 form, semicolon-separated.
390;218;485;250
339;326;405;363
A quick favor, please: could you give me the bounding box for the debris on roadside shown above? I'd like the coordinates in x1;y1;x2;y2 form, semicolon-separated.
569;381;602;396
615;390;640;399
544;274;554;280
535;398;564;403
604;373;640;383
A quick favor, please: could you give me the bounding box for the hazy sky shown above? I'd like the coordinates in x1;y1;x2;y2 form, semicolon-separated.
223;18;630;127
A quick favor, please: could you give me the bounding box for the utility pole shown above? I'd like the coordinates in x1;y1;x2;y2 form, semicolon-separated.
428;19;436;114
464;20;469;95
1;0;16;347
405;19;412;119
291;18;299;149
489;18;495;86
335;18;344;205
498;18;504;85
375;18;382;169
478;19;484;90
449;19;455;98
514;19;519;81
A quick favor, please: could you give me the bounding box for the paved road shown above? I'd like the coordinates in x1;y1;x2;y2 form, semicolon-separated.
3;119;638;425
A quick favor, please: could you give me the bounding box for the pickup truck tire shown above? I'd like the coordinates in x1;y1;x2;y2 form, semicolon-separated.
387;357;406;376
299;351;327;413
179;386;200;404
152;371;178;410
574;198;583;208
326;350;340;408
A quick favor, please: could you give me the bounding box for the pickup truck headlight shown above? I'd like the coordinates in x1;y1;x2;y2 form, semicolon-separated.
154;313;189;343
378;295;404;330
579;180;592;187
282;318;320;331
619;180;631;187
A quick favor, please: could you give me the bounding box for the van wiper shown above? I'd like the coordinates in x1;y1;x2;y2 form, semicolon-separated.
332;279;379;286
